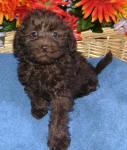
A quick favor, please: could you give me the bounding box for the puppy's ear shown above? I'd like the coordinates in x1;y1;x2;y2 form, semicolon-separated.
67;28;77;52
13;25;26;58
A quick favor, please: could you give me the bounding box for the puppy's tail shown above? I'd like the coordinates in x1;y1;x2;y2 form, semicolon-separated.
95;51;112;74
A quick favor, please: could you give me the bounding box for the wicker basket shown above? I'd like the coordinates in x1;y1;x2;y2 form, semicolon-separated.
0;28;127;62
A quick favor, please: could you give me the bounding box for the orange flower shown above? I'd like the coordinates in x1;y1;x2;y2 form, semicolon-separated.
76;0;127;23
0;0;81;40
0;0;34;24
0;0;18;24
16;0;37;26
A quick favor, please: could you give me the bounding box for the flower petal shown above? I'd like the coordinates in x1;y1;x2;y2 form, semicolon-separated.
106;4;116;15
83;4;95;18
5;14;9;20
0;13;4;24
113;4;126;14
103;5;110;22
110;14;116;23
82;0;93;11
114;18;126;30
76;0;89;7
0;32;6;37
91;7;98;22
98;6;103;23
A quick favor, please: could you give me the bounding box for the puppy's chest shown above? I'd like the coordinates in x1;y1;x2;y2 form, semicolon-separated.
31;65;67;86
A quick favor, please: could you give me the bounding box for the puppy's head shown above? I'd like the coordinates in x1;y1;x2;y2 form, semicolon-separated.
14;9;76;64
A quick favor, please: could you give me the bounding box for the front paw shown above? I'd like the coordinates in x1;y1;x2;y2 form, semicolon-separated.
31;108;48;119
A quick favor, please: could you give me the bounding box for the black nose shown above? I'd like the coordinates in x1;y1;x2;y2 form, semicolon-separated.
42;45;48;51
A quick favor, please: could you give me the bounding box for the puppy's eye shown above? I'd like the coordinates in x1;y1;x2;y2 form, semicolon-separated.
52;31;57;38
31;31;38;38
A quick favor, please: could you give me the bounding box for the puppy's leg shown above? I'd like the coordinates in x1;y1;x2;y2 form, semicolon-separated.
26;90;50;119
48;89;73;150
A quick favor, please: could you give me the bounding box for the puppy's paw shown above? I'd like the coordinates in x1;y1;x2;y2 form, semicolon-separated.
31;108;48;119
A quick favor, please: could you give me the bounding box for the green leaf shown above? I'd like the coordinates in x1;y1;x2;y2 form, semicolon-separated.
0;36;5;43
70;1;83;17
70;7;83;17
99;21;114;29
58;5;68;11
70;0;80;7
77;17;94;32
106;22;114;28
91;20;103;33
0;19;16;32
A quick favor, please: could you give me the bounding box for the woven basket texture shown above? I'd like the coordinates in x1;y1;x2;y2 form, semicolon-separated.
0;28;127;62
78;28;127;62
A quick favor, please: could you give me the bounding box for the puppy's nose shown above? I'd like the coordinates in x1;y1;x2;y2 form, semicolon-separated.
42;45;48;51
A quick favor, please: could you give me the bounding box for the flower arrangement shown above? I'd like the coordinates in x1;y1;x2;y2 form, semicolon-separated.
71;0;127;33
0;0;80;46
114;4;127;35
0;0;127;47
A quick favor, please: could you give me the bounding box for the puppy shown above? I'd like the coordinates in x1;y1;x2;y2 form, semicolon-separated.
13;9;112;150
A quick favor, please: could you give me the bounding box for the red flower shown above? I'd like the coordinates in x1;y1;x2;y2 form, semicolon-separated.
76;0;127;23
0;0;37;25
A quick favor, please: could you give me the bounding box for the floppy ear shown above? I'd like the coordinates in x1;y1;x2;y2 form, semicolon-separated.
67;27;77;52
13;25;26;58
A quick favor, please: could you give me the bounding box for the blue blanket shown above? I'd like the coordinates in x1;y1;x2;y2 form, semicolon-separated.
0;54;127;150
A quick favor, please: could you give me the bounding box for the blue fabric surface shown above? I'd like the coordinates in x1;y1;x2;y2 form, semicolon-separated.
0;54;127;150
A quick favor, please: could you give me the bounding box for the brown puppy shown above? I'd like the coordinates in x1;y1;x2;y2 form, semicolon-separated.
13;9;112;150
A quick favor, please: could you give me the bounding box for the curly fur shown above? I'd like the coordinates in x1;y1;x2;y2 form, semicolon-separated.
13;9;112;150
